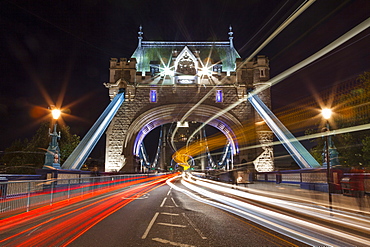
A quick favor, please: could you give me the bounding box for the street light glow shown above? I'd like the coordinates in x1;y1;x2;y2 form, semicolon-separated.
198;66;212;76
52;109;61;119
322;108;332;120
163;66;174;76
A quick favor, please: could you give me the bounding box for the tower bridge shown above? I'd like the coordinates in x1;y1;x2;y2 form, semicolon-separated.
104;27;273;172
62;27;321;173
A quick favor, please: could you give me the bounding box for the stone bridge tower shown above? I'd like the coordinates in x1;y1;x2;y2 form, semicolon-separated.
103;27;274;172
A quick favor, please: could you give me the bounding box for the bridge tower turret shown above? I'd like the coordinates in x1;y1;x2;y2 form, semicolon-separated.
103;27;274;172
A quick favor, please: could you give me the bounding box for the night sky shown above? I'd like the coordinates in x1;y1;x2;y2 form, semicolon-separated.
0;0;369;158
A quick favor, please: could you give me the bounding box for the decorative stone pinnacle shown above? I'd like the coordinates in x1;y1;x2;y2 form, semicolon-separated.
138;25;143;37
228;25;234;48
228;25;233;37
138;25;143;47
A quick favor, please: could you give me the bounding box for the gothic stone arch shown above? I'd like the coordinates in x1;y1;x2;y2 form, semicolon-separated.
105;85;257;171
104;37;273;172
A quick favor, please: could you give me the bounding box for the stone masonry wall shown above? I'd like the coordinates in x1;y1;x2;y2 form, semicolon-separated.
105;85;257;171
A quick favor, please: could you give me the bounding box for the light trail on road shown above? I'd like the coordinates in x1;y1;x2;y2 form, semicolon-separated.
186;173;370;233
0;175;149;212
237;0;316;70
167;173;370;246
0;173;177;246
173;17;370;168
168;1;317;167
173;1;316;153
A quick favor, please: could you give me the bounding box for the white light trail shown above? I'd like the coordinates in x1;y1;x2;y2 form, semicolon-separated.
171;88;216;150
167;174;370;246
249;94;313;168
185;0;317;143
239;122;370;152
188;17;370;146
185;173;370;232
238;0;316;68
166;176;331;246
252;16;370;96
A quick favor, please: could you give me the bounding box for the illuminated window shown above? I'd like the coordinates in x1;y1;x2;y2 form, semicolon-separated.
150;90;157;103
150;61;160;77
216;90;223;103
213;64;222;73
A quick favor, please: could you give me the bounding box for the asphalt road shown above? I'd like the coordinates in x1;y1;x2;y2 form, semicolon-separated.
2;174;370;246
68;177;303;247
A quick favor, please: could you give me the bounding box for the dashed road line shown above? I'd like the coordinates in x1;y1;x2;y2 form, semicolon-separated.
152;237;196;247
160;197;167;207
171;197;179;207
182;213;207;239
161;212;179;216
141;212;159;239
121;193;149;199
157;222;187;228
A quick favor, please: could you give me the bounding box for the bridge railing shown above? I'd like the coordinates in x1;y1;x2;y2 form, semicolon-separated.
255;168;370;194
256;168;327;184
256;168;332;193
0;173;161;216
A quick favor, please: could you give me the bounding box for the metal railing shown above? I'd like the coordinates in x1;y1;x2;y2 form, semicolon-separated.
0;173;160;216
256;169;327;184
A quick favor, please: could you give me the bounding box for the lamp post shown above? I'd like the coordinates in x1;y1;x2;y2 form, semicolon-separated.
43;106;61;169
322;108;332;212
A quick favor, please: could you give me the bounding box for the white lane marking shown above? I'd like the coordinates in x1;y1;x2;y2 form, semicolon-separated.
161;212;179;216
142;212;159;239
160;197;167;207
121;193;148;199
121;197;147;199
167;188;172;196
27;225;43;236
164;205;175;208
157;222;187;228
182;213;207;239
152;237;196;247
172;178;336;247
171;197;179;207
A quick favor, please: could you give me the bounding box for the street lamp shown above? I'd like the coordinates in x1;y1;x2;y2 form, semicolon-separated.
322;108;332;212
51;108;61;120
322;108;332;120
43;106;61;169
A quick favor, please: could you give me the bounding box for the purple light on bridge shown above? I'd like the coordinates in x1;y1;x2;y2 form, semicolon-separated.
216;90;223;102
150;90;157;103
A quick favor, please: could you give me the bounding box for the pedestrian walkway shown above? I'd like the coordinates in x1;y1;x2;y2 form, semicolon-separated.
240;182;370;214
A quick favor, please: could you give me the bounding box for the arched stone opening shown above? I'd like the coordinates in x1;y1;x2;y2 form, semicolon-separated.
120;104;249;171
127;105;242;152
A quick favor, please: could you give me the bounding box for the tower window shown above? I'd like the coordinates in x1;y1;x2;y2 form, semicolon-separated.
150;61;160;77
213;64;222;73
150;90;157;103
216;90;223;103
260;69;265;77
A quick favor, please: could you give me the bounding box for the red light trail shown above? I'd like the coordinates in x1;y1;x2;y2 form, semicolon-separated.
0;173;177;246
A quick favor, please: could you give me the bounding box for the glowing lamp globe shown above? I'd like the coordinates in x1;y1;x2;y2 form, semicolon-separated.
52;109;61;120
322;108;332;120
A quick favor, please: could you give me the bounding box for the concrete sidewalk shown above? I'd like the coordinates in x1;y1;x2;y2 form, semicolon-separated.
239;182;370;214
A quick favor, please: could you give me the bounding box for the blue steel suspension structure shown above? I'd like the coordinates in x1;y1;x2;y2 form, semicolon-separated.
138;144;150;169
151;125;164;169
138;125;164;170
248;92;321;169
62;16;369;171
203;128;232;170
61;90;126;170
61;88;320;171
217;142;232;169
